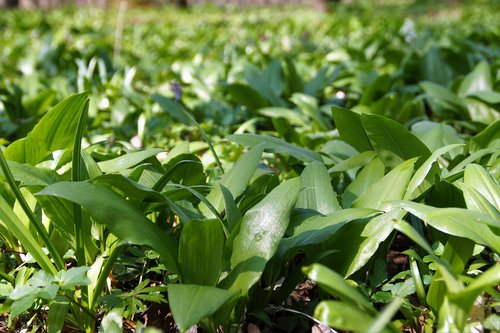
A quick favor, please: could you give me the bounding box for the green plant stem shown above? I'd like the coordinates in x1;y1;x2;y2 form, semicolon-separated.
90;242;125;308
0;270;15;283
62;292;98;322
178;101;225;175
0;149;65;271
71;98;89;267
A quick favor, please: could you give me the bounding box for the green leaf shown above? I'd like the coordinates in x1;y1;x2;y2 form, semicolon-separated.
458;61;493;96
277;208;379;260
225;83;269;110
405;144;463;200
168;284;238;332
427;237;475;312
48;295;70;333
291;93;329;131
328;209;405;277
419;81;469;119
201;144;264;217
296;161;340;214
220;184;242;233
304;263;375;314
331;106;373;152
470;120;500;151
421;47;452;86
227;134;322;162
97;148;163;173
179;219;224;286
464;164;500;210
99;307;124;333
221;178;301;293
457;183;499;218
314;301;387;332
36;182;180;274
342;157;385;208
328;151;378;173
468;90;500;104
57;266;90;289
399;202;500;253
411;121;464;157
0;195;57;275
257;107;308;126
9;295;36;324
152;94;192;125
367;297;403;333
4;92;89;165
361;113;431;168
353;159;416;210
0;160;62;186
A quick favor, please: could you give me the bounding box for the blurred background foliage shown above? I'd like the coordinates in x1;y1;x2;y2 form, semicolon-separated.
0;0;499;153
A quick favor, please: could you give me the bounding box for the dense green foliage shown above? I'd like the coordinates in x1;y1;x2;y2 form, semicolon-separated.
0;1;499;332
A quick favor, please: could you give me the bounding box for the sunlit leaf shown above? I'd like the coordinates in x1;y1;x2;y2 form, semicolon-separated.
168;284;238;332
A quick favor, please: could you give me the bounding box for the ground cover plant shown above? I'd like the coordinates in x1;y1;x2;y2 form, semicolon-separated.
0;0;499;332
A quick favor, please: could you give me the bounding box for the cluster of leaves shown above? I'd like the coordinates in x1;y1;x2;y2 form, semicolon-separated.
0;1;499;332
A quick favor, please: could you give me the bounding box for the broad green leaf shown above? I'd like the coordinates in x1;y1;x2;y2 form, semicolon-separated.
57;266;90;289
470;120;500;152
296;161;340;214
201;144;264;217
0;195;57;275
314;301;389;333
328;209;405;277
93;174;166;203
328;151;378;173
4;92;89;165
457;183;499;218
221;178;301;293
258;107;308;126
152;94;191;125
277;208;379;260
421;47;452;86
411;121;464;157
361;113;431;169
419;81;469;119
367;297;403;333
331;106;373;152
179;219;224;286
427;236;475;312
353;159;416;210
153;154;205;190
458;61;493;96
451;264;500;305
99;307;124;333
448;147;499;176
291;93;329;131
468;90;500;104
464;164;500;210
439;264;500;333
0;161;62;186
405;144;464;200
304;263;375;314
227;134;321;162
47;295;70;333
97;148;163;173
399;202;500;253
9;295;36;325
168;284;238;332
36;182;180;274
220;184;242;233
464;98;500;123
225;83;269;110
342;157;385;208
